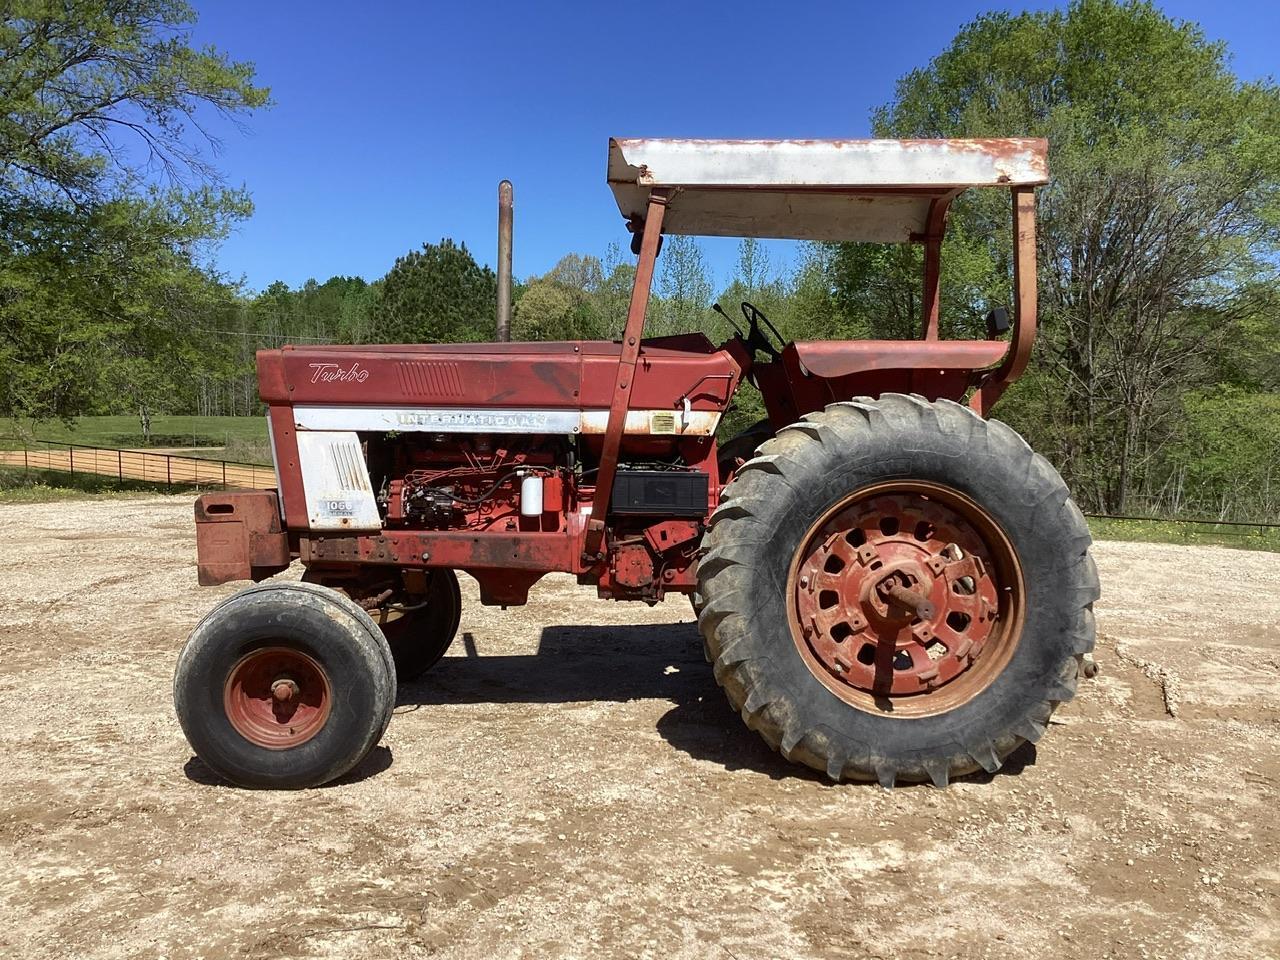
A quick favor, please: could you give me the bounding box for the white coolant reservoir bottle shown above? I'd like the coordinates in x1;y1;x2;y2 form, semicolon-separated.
520;474;544;517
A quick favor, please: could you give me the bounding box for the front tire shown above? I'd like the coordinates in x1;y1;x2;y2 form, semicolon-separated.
174;581;396;789
697;395;1098;786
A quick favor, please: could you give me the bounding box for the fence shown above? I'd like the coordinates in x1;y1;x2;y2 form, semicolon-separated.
1084;511;1280;548
0;436;275;490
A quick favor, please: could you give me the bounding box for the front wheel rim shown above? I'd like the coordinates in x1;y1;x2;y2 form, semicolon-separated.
787;481;1024;718
224;646;332;749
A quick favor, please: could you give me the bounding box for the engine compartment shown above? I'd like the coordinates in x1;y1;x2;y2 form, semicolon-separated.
357;429;714;603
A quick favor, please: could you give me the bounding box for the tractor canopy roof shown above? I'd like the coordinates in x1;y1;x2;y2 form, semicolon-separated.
607;137;1048;243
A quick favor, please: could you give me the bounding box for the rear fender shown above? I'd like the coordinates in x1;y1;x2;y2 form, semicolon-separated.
756;340;1007;423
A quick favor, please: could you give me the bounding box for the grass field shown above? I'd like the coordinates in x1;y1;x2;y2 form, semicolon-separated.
0;415;271;464
0;467;199;503
0;414;267;448
1086;515;1280;553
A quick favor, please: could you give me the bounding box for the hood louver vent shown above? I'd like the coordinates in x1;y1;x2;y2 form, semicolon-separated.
396;361;465;399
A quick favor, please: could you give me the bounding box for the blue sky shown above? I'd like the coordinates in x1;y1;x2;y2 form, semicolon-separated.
188;1;1279;294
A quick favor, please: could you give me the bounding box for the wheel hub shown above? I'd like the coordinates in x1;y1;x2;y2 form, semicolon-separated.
224;647;332;750
791;485;1018;711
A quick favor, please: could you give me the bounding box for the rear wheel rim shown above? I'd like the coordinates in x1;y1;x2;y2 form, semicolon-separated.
788;480;1024;717
223;646;332;749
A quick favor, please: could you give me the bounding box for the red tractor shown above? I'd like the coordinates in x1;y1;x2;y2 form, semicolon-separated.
175;138;1097;789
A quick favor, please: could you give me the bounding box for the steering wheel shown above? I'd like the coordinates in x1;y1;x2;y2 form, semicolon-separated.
739;301;785;360
712;301;786;361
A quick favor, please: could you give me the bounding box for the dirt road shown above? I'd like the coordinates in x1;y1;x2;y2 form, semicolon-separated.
0;497;1276;959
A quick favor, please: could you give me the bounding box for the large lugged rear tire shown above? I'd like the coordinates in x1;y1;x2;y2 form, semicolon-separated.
174;581;396;789
697;395;1098;786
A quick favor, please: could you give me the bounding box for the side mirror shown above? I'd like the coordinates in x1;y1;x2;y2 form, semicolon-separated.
985;307;1010;338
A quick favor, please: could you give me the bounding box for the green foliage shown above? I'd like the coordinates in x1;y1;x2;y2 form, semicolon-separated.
1085;516;1280;554
0;0;268;433
653;235;712;336
513;280;579;341
786;243;850;341
1;0;269;204
513;253;608;341
0;413;267;449
372;239;496;343
866;0;1280;512
1172;388;1280;518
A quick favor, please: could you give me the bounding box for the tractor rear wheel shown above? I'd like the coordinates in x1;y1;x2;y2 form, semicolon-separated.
696;395;1098;786
374;569;462;682
173;581;396;789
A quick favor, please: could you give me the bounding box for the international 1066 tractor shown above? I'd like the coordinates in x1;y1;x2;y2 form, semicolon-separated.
174;138;1098;789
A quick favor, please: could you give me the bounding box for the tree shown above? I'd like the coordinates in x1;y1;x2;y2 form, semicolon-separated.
788;243;850;341
716;238;791;343
654;234;712;336
547;253;603;294
1173;388;1280;519
735;238;770;292
372;239;497;343
1;0;269;205
829;219;1001;342
596;241;635;337
868;0;1280;511
513;253;607;341
513;280;577;341
0;0;269;429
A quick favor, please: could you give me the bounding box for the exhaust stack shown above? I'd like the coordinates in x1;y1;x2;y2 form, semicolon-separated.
497;179;513;341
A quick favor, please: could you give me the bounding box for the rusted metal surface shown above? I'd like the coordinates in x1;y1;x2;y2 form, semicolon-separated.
788;481;1024;715
791;339;1006;378
973;186;1038;416
266;405;307;532
259;339;738;414
300;528;579;571
916;189;963;341
585;190;669;558
609;138;1050;188
752;339;1006;427
223;647;332;749
194;490;290;586
497;180;513;342
608;138;1048;242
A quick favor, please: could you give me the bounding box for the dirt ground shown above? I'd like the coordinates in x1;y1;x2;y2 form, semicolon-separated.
0;497;1276;960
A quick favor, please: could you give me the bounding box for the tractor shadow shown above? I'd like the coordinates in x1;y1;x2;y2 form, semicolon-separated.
398;621;801;781
396;622;1035;786
182;745;394;789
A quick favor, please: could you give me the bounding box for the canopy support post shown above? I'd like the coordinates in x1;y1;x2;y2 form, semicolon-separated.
583;190;670;560
972;186;1037;415
917;190;960;341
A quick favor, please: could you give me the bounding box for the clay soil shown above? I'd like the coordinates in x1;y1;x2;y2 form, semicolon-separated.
0;497;1276;959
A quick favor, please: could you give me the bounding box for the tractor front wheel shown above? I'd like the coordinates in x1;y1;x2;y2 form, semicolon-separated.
173;581;396;789
696;395;1098;786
